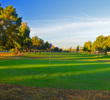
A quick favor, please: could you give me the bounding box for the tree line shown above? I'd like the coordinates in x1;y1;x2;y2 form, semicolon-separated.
67;35;110;57
0;4;62;54
83;35;110;57
1;3;109;55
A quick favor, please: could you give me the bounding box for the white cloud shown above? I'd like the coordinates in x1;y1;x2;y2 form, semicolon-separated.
30;17;110;49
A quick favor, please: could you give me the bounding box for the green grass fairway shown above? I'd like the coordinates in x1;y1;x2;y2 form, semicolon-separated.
0;52;110;90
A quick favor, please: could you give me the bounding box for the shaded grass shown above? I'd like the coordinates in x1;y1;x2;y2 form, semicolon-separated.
0;52;110;90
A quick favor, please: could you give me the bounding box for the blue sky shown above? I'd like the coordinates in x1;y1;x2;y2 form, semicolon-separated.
1;0;110;49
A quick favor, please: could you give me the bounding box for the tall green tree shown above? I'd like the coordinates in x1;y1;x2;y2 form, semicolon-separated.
83;46;87;53
0;4;4;50
19;22;30;52
83;41;92;53
103;36;110;54
32;36;44;54
76;45;79;52
44;41;50;51
37;38;44;53
0;5;22;51
92;35;106;57
32;36;39;54
69;47;72;52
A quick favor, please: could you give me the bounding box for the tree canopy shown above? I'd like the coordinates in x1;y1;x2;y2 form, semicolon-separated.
83;41;92;53
0;5;22;50
83;35;110;56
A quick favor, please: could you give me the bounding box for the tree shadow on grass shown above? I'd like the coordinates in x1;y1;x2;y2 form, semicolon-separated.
0;53;110;90
0;63;110;90
0;55;109;68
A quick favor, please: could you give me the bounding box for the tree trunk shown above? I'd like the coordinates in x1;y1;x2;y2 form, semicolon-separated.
28;50;30;54
34;49;36;54
39;50;41;54
104;52;107;55
15;47;18;55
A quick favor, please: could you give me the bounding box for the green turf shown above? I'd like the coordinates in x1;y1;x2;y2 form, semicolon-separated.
0;52;110;90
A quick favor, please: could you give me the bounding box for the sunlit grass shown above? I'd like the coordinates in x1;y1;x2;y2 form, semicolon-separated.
0;52;110;90
1;62;110;69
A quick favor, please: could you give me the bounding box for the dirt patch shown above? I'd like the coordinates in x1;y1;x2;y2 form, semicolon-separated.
0;53;25;57
0;83;109;100
0;53;26;60
0;53;13;57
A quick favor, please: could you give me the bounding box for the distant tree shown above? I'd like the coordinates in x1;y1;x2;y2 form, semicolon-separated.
37;38;44;53
69;47;72;52
92;35;106;57
53;47;63;52
103;45;110;55
101;36;110;54
32;36;44;54
27;38;32;53
76;45;79;52
79;46;83;52
83;41;92;54
59;48;63;52
44;41;50;51
83;47;87;53
51;45;55;52
54;47;59;52
106;36;110;46
32;36;38;54
19;22;30;52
